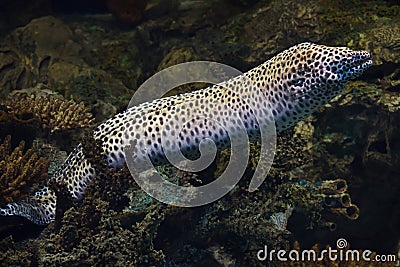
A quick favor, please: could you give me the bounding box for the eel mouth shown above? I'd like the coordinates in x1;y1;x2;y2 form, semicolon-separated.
339;50;373;78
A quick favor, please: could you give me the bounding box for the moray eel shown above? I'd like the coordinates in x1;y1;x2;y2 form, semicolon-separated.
0;43;372;225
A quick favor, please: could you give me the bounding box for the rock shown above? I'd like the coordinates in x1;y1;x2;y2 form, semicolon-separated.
0;16;131;107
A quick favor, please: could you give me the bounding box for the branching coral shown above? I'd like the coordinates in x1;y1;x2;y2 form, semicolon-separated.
0;135;50;204
5;92;94;133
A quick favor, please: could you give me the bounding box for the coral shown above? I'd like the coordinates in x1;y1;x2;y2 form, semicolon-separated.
79;131;136;207
190;178;357;266
360;23;400;65
318;81;400;170
297;179;360;225
372;25;400;51
5;91;94;133
301;80;400;252
0;135;49;204
36;131;166;266
278;0;323;43
195;193;292;266
210;120;360;251
0;236;34;266
37;198;166;266
214;122;314;188
338;81;400;113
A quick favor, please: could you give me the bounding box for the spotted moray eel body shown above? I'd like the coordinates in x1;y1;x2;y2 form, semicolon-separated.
0;43;372;225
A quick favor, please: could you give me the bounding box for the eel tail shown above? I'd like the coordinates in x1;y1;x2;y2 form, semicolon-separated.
0;186;56;225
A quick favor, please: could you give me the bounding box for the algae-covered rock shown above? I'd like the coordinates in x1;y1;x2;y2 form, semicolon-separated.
0;16;81;94
0;16;132;108
360;22;400;65
0;236;34;266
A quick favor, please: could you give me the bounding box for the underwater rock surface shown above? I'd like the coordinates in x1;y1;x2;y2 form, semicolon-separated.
0;0;399;266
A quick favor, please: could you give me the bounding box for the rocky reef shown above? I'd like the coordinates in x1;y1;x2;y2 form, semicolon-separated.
0;0;399;266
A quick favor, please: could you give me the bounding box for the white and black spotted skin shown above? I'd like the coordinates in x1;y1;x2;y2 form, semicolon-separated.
0;43;372;225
